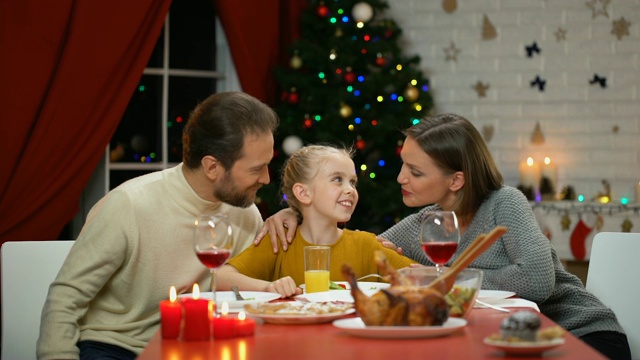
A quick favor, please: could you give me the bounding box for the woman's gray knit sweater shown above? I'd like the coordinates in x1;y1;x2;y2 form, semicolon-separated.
379;186;624;337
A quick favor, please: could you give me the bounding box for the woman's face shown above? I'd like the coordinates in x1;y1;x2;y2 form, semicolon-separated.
397;136;457;209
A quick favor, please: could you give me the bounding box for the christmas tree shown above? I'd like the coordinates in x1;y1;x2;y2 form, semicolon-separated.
259;0;434;233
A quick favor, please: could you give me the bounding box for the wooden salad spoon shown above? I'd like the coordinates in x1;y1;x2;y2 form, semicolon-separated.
426;225;508;295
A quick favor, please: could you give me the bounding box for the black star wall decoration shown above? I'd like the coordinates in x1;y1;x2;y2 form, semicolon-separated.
525;42;541;57
589;74;607;88
530;75;546;91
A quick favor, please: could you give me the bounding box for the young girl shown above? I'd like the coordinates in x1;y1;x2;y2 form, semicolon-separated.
217;145;415;297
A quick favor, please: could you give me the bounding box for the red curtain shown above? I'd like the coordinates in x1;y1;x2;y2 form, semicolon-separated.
0;0;305;244
0;1;171;244
215;0;307;106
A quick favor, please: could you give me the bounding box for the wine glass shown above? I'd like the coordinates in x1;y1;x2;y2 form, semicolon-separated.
193;214;234;316
419;210;460;276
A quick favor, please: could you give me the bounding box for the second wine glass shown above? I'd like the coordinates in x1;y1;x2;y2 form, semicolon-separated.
193;214;234;316
419;210;460;275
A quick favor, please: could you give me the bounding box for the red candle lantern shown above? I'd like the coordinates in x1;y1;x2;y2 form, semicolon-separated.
235;311;256;336
159;286;182;339
180;284;212;341
212;302;237;339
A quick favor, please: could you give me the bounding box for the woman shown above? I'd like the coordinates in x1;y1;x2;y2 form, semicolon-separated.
257;114;630;359
219;145;415;298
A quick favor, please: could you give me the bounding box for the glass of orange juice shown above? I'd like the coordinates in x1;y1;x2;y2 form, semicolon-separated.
304;246;331;293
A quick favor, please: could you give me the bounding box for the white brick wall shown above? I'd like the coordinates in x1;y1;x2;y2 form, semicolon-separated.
386;0;640;202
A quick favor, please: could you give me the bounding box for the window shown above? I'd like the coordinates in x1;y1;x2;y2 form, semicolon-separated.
72;1;239;236
108;0;239;188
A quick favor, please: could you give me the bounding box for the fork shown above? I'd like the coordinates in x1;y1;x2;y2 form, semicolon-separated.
231;285;245;301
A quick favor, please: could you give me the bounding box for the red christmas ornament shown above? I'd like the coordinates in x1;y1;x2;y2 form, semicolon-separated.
317;5;329;17
375;56;387;67
356;139;366;150
395;145;402;156
280;91;289;101
384;29;394;38
343;71;356;83
288;92;299;104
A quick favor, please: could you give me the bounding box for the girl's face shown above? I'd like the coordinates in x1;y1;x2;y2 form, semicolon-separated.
306;154;359;223
397;136;458;209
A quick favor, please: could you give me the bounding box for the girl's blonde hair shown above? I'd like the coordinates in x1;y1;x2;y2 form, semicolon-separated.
281;144;355;222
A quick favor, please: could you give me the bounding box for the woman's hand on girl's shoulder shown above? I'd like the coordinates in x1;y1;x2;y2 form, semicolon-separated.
376;236;404;255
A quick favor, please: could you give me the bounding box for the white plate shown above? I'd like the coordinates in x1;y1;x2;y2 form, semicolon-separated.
477;290;515;301
483;337;565;355
300;281;389;291
297;282;391;302
247;308;355;324
178;291;280;313
295;291;355;303
332;317;467;339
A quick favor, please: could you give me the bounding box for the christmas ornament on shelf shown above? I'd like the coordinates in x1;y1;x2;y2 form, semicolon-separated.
270;0;433;231
560;185;576;200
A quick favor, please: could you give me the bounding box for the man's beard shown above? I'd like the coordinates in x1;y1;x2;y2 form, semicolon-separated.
214;174;258;208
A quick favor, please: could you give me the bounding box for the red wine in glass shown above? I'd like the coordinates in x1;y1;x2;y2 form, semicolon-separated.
193;214;234;316
419;211;460;275
196;249;231;269
421;242;458;265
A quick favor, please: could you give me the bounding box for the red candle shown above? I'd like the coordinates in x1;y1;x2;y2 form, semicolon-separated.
159;286;182;339
235;311;256;336
212;302;236;339
180;284;212;341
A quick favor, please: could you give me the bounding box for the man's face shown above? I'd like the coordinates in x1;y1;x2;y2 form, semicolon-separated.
214;132;274;208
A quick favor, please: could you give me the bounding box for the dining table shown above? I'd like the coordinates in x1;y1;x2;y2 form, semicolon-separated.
137;307;605;360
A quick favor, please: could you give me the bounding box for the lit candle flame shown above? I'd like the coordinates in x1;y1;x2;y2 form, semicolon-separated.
169;286;177;302
221;301;229;315
192;283;200;299
238;311;246;321
527;157;534;166
544;157;551;165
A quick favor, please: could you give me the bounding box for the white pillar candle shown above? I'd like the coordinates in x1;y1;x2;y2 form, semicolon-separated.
519;157;541;190
541;157;558;193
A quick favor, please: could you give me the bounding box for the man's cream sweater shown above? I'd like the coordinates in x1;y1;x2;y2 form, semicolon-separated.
37;164;262;359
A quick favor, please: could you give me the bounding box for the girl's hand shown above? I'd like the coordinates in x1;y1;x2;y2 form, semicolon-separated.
264;276;302;298
376;236;404;255
254;208;299;252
